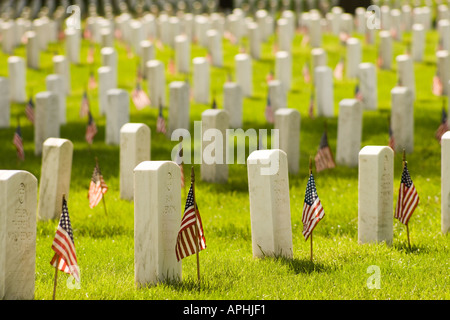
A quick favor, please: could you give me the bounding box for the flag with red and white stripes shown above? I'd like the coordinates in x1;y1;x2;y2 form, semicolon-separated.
333;57;344;80
25;97;35;124
85;111;97;145
88;163;108;209
80;91;90;118
156;105;167;134
314;131;336;172
175;185;206;261
432;73;443;96
302;173;325;241
132;83;150;110
50;197;80;282
13;124;25;162
435;106;449;143
395;163;419;226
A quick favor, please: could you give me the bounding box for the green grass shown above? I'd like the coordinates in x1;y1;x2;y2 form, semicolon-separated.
0;19;449;300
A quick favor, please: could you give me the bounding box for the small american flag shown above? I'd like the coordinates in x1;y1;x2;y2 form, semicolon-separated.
355;84;363;101
339;32;350;45
314;131;336;172
435;107;449;143
266;70;274;83
302;173;325;241
88;72;97;90
432;73;443;96
156;105;167;134
88;163;108;209
25;97;35;124
13;124;25;162
85;111;97;145
175;185;206;261
169;57;176;75
389;123;396;151
131;83;150;110
301;33;310;46
50;197;80;283
87;44;94;64
265;95;274;124
333;57;344;80
80;91;90;118
303;63;311;83
395;163;419;226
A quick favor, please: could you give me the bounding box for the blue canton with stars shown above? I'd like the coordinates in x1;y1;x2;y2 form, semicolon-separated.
59;198;74;243
401;164;413;188
304;174;319;206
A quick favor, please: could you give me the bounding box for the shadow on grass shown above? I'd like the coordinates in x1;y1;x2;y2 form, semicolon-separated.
393;242;433;254
276;256;329;274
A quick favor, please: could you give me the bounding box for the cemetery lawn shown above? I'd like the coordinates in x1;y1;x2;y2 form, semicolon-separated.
0;25;449;300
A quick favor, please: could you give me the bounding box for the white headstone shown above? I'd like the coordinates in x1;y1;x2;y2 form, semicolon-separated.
65;28;80;64
442;132;450;234
168;81;190;136
46;74;66;125
311;48;327;70
247;149;293;259
277;18;291;53
235;53;252;97
134;161;182;286
357;63;378;110
396;54;415;100
1;21;15;55
53;55;71;95
346;38;361;79
139;40;155;77
193;57;210;104
247;22;261;60
412;24;425;62
358;146;394;244
309;12;322;48
268;80;287;113
223;82;243;129
438;19;450;51
34;92;59;156
391;86;414;154
0;170;37;300
7;56;26;103
207;29;223;67
0;77;10;128
437;50;450;95
175;35;190;74
101;47;118;88
25;31;40;69
98;66;113;115
275;51;292;92
120;123;151;201
274;108;300;174
315;66;334;117
201;109;229;183
379;30;392;69
37;138;73;221
336;99;363;167
146;60;166;107
106;89;130;145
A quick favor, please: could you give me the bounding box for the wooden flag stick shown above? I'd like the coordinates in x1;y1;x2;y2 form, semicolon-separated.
52;257;59;300
191;166;200;283
95;157;107;216
309;156;313;262
402;149;411;251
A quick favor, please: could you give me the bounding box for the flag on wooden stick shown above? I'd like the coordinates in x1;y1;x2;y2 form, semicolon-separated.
13;124;25;162
435;106;449;143
156;104;167;134
131;82;150;110
175;182;206;262
302;172;325;241
80;91;90;118
395;160;419;226
88;160;108;209
25;97;35;124
333;57;344;80
50;196;80;283
314;130;336;172
355;84;363;101
85;111;97;145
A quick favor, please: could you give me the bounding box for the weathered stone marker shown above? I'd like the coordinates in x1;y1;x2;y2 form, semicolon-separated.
315;66;334;117
336;99;363;167
441;132;450;234
8;56;26;103
247;149;293;259
358;146;394;245
274;108;300;174
0;77;10;128
201;109;229;183
46;74;66;125
34;92;59;156
0;170;37;300
37;138;73;221
134;161;182;287
120;123;151;201
168;81;190;136
357;63;378;110
235;53;252;97
106;89;130;145
390;86;414;154
193;57;210;104
146;60;166;108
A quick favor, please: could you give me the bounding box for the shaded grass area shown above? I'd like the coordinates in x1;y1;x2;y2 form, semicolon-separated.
0;20;449;300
